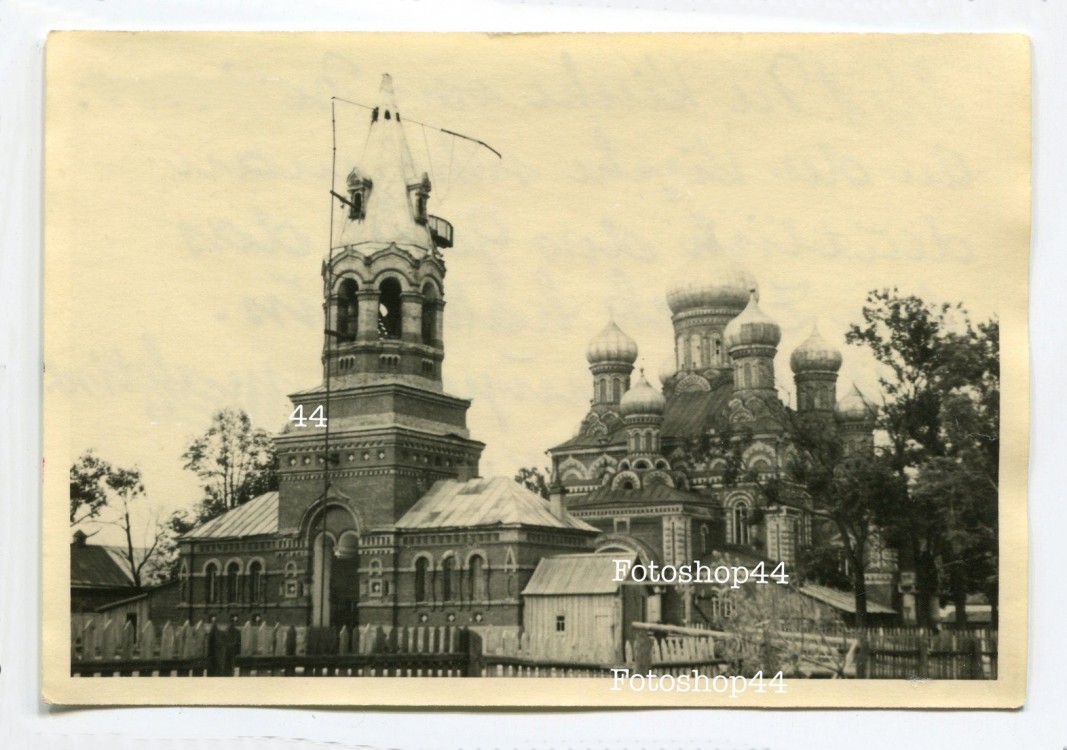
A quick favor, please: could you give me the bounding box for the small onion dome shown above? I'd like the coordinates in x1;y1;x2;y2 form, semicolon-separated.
724;293;781;350
620;370;666;417
790;326;843;374
666;253;758;315
657;354;678;384
837;384;876;420
586;320;638;365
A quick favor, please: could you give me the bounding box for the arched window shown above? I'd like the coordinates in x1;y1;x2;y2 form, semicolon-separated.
731;502;751;546
179;564;189;602
337;279;359;341
685;335;694;368
469;555;487;601
700;524;710;555
713;335;722;363
612;378;622;403
414;557;430;602
441;556;455;601
700;334;709;367
226;561;242;604
421;283;438;346
204;562;219;604
743;363;752;388
378;277;402;339
350;192;363;219
248;560;264;603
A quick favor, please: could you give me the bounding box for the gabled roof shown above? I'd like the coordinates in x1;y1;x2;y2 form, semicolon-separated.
70;543;137;589
522;552;637;596
181;491;280;540
396;477;597;532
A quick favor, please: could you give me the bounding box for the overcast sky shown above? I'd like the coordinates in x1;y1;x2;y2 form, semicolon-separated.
46;33;1028;545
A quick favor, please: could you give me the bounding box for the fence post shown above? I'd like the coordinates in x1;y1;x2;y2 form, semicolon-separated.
855;633;869;679
917;630;929;679
466;629;483;677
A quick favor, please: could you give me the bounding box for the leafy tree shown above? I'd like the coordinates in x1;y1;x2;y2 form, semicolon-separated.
846;290;999;626
182;408;278;514
69;454;168;588
70;451;111;526
514;466;551;499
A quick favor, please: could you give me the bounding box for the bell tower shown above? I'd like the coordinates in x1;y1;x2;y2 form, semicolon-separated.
275;75;485;536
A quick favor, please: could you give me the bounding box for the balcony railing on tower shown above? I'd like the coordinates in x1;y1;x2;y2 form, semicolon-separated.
427;215;453;249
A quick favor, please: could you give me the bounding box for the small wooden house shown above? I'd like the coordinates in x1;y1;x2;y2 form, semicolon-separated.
521;552;646;664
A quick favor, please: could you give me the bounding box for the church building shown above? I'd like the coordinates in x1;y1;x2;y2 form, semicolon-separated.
547;259;900;624
171;75;596;629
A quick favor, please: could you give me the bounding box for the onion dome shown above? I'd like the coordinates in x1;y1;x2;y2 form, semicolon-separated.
790;326;843;374
657;354;678;385
586;320;638;365
837;384;876;420
620;370;666;417
666;251;758;315
724;293;781;350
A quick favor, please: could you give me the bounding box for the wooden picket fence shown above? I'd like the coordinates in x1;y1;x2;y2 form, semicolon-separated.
476;623;727;678
70;617;471;677
69;617;997;680
862;627;997;679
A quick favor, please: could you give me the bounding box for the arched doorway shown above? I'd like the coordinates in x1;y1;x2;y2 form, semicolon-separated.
305;501;361;628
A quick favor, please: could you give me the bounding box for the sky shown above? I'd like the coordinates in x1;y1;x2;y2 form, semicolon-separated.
45;33;1029;546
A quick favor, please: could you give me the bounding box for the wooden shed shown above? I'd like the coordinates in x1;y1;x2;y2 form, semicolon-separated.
521;552;645;664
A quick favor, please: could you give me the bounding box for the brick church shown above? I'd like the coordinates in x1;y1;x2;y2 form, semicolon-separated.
171;75;596;628
546;261;902;624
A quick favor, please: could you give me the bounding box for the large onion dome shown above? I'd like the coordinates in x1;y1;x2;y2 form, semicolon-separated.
586;320;639;365
724;293;782;349
837;384;877;420
790;326;843;374
666;252;758;315
620;370;666;417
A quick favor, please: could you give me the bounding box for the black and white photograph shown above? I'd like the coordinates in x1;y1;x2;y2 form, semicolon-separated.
41;31;1028;708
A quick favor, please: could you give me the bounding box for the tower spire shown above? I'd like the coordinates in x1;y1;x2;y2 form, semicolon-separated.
335;74;434;254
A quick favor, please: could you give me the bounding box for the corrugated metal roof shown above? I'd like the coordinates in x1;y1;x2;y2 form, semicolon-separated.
522;552;637;596
799;583;896;615
70;544;137;588
181;491;280;540
571;482;715;508
396;477;598;532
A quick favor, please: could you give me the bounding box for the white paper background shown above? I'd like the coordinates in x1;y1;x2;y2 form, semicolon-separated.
2;0;1062;747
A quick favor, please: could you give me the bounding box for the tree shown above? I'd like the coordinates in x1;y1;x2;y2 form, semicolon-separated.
69;454;168;588
514;466;550;499
182;408;278;514
758;410;906;631
70;451;111;526
846;290;999;626
675;383;904;630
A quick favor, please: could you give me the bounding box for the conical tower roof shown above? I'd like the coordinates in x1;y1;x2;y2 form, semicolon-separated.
335;75;434;254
